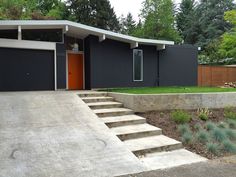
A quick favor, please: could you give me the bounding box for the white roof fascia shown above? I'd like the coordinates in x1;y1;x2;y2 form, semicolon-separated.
0;20;175;46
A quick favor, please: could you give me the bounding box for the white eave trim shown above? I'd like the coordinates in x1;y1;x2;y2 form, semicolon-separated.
0;20;175;46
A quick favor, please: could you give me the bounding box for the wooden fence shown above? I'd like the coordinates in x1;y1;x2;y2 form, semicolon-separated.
198;65;236;86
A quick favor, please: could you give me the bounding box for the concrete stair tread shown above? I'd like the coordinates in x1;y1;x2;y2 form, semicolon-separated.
111;123;162;136
78;92;107;97
124;135;182;153
82;96;113;100
87;101;122;106
94;108;133;114
102;115;146;124
102;115;146;128
140;149;207;170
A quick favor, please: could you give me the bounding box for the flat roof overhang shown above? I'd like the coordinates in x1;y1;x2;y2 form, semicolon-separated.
0;20;174;49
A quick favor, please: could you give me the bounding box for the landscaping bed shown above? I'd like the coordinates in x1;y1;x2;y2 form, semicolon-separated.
138;107;236;159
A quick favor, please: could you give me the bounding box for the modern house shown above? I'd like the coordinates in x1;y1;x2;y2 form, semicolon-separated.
0;20;198;91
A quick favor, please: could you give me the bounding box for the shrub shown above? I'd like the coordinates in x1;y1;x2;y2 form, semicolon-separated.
225;111;236;120
197;108;211;121
224;129;236;140
178;124;191;135
212;128;227;142
194;123;202;131
224;106;236;120
223;140;236;153
181;131;193;144
227;119;236;129
171;110;191;124
196;130;210;144
206;143;220;155
206;121;217;131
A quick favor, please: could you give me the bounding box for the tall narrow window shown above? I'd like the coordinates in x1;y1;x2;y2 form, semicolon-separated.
133;49;143;81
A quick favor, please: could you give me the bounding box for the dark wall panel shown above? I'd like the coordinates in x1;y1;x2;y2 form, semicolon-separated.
0;48;54;91
84;36;91;89
87;35;158;89
159;45;198;86
56;43;66;89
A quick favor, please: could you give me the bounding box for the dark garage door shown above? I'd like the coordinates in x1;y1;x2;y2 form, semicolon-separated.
0;48;54;91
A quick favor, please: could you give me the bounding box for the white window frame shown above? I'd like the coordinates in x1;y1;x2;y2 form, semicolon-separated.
133;49;143;82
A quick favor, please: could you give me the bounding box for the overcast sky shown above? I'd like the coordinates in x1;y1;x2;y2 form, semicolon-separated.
109;0;182;21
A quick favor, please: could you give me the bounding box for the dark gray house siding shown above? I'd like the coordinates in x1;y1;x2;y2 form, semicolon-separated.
159;45;198;86
56;43;66;89
85;35;159;89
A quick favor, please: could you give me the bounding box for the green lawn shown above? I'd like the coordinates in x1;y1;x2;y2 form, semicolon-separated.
105;86;236;94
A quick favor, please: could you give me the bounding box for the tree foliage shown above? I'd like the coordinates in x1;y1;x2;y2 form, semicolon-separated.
0;0;68;20
195;0;235;49
120;13;136;35
67;0;120;32
176;0;197;44
218;10;236;62
138;0;181;42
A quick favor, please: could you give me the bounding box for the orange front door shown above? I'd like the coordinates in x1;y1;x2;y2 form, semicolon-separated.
68;53;84;90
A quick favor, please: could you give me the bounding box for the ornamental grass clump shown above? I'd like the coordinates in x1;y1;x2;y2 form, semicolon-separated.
196;130;210;144
177;124;191;135
197;108;211;121
218;122;228;129
206;121;217;131
212;128;226;143
181;131;193;144
223;140;236;153
171;110;191;124
224;129;236;141
194;123;202;131
227;119;236;129
206;143;220;155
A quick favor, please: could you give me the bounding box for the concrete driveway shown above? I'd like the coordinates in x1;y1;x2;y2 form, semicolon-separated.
0;91;144;177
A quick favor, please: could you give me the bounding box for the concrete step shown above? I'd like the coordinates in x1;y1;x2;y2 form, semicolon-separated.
111;124;162;141
140;149;207;170
94;108;134;118
87;101;123;109
102;115;146;128
78;92;107;98
124;135;182;157
82;96;114;103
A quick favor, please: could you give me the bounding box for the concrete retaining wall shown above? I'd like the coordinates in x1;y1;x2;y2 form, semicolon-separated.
108;92;236;112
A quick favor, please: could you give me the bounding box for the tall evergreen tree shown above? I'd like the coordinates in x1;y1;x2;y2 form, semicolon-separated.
196;0;235;48
139;0;181;42
176;0;197;44
68;0;120;32
120;13;136;35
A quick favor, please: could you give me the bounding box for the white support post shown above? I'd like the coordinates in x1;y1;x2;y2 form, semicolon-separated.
18;26;22;40
63;25;69;34
156;44;165;50
99;34;106;42
130;42;138;49
54;45;57;91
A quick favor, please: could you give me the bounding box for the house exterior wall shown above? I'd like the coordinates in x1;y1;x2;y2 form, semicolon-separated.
56;43;66;89
84;35;159;89
159;45;198;86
